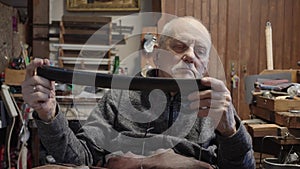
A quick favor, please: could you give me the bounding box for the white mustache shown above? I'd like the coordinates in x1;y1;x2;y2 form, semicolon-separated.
171;61;202;78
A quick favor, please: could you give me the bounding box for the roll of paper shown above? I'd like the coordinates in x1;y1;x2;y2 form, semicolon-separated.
265;21;273;70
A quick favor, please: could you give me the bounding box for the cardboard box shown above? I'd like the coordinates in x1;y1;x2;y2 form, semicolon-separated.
4;68;26;86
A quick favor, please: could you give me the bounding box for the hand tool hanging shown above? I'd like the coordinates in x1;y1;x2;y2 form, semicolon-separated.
265;21;273;70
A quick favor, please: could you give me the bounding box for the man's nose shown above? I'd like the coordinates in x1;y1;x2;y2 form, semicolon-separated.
182;47;195;63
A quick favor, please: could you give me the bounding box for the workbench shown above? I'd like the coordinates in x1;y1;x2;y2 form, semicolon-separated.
247;95;300;167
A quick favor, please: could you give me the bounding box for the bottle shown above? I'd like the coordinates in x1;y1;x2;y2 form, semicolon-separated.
0;72;5;85
124;67;128;76
113;56;120;74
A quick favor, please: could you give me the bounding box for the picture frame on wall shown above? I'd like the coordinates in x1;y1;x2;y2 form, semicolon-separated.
67;0;140;12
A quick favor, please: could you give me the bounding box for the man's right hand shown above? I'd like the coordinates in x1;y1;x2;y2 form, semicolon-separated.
21;58;56;122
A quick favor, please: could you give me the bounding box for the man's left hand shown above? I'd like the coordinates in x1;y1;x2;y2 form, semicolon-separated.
188;77;236;137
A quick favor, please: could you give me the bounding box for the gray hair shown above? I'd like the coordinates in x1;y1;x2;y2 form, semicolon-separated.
159;16;212;56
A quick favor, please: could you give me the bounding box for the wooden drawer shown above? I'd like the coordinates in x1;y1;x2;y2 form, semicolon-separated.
33;26;49;39
251;105;275;122
256;96;300;112
251;105;300;129
246;123;280;137
32;40;49;58
275;111;300;129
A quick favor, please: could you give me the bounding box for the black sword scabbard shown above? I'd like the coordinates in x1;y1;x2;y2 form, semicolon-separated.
36;66;210;92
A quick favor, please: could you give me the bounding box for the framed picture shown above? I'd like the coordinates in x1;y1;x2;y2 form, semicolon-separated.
67;0;140;12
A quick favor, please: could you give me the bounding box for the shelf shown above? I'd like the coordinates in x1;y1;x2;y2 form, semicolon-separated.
53;43;113;51
57;15;113;73
58;57;111;65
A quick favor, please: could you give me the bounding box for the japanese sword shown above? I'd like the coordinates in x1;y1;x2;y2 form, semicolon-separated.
36;66;210;92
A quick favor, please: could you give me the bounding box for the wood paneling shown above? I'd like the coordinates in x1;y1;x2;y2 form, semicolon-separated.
217;0;227;65
283;0;293;69
210;0;218;50
176;0;186;16
28;0;50;59
292;0;300;69
227;0;240;115
201;0;210;29
186;0;194;16
160;0;300;119
250;0;261;75
239;0;251;119
258;0;269;72
32;0;49;24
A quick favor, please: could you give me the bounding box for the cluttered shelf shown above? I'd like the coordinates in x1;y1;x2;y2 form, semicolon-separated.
244;69;300;168
250;81;300;129
1;66;107;167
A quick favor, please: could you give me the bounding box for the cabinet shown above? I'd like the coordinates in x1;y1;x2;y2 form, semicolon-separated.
28;0;50;59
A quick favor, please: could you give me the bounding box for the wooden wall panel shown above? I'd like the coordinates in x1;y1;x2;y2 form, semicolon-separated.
162;0;176;15
258;0;269;72
186;0;194;16
32;0;49;24
239;0;252;119
160;0;300;119
217;0;227;65
176;0;185;16
250;0;262;75
227;0;240;115
194;0;202;19
291;0;300;69
210;0;218;50
283;0;293;69
201;0;210;29
269;0;284;69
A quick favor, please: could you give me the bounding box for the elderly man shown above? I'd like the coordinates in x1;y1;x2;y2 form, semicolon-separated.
22;16;255;169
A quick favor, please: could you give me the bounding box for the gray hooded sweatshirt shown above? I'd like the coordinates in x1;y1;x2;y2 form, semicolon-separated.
34;76;255;169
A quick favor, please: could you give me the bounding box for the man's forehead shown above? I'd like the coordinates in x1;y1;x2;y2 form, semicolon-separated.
167;36;208;47
171;27;208;41
160;18;211;49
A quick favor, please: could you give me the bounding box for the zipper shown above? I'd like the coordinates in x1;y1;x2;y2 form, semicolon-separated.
168;96;174;128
